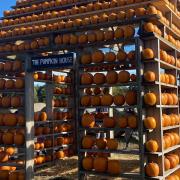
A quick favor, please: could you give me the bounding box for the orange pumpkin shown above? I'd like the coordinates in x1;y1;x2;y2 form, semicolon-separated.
5;147;15;156
82;135;94;149
93;157;108;172
125;90;137;105
145;139;159;152
81;73;93;85
116;116;128;128
144;93;157;106
0;151;9;162
104;52;116;62
96;138;107;149
14;133;24;145
145;162;159;177
118;71;130;83
114;27;124;39
103;117;115;128
92;50;104;63
106;139;118;150
106;71;118;84
124;26;135;38
82;156;94;170
3;113;17;126
11;96;22;107
0;79;5;89
107;160;121;175
144;71;156;82
117;50;127;61
2;131;14;144
91;96;101;106
81;113;95;128
81;95;91;106
5;80;14;89
113;95;125;106
164;157;170;171
144;117;156;129
15;79;24;89
101;94;113;106
40;112;47;121
93;73;105;85
93;87;101;95
127;115;137;128
81;54;92;64
142;48;154;59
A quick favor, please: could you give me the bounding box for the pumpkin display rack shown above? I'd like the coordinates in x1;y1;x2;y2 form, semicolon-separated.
0;0;179;179
0;58;26;178
33;68;76;169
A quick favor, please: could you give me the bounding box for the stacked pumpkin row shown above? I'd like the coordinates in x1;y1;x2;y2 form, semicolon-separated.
0;170;25;180
0;113;25;126
6;0;152;17
81;71;136;86
82;156;120;175
0;78;24;90
0;37;49;53
52;99;69;107
162;114;180;127
1;3;162;27
81;113;137;129
164;153;180;171
0;60;23;72
0;96;23;108
81;91;137;107
0;130;25;146
53;111;73;120
54;87;72;95
34;136;73;150
5;0;80;16
81;49;135;65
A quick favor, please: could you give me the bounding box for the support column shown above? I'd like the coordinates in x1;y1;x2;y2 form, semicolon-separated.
25;54;34;180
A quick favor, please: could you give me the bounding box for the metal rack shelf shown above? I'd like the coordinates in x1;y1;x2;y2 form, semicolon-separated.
35;131;73;138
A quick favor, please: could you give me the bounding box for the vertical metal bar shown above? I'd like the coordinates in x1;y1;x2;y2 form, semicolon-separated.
135;37;144;179
25;53;35;180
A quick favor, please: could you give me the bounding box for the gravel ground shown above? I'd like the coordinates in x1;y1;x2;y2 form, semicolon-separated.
35;154;139;180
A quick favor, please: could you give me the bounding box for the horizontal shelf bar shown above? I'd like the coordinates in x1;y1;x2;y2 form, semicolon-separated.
79;82;138;88
0;125;25;129
156;105;179;108
35;144;72;152
164;164;180;178
79;105;138;109
35;131;73;138
143;81;178;89
53;94;73;98
163;125;180;131
0;162;24;167
79;170;141;179
0;90;24;94
80;148;140;155
79;127;136;132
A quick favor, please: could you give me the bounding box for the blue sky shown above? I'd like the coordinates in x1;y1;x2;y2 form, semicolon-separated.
0;0;16;17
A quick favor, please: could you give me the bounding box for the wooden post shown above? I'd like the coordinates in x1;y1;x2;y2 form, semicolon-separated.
25;54;35;180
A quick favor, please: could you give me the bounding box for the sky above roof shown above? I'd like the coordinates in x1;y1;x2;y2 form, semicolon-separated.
0;0;16;17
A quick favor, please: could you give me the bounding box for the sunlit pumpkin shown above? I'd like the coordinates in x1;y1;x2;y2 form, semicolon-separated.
5;147;15;156
0;151;9;162
144;22;155;33
144;71;156;82
164;157;170;171
145;139;159;152
144;92;157;106
145;162;159;177
124;26;135;38
142;48;154;59
144;117;156;129
40;112;47;121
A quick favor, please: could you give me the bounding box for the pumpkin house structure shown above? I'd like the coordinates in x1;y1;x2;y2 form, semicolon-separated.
0;0;179;179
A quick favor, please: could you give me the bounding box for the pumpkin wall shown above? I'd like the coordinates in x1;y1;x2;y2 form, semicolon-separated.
0;0;179;179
